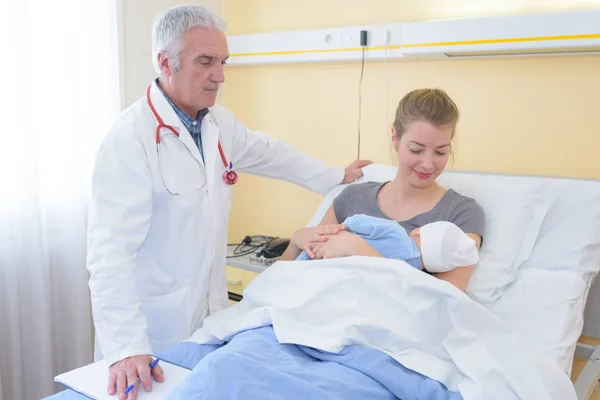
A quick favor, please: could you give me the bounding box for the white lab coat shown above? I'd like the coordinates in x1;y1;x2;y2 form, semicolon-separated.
87;80;344;366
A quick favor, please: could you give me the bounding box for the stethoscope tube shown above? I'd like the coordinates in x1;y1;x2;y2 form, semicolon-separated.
146;84;238;190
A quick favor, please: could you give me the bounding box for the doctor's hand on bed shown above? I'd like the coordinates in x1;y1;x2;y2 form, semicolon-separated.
311;231;383;259
108;354;164;400
289;224;346;259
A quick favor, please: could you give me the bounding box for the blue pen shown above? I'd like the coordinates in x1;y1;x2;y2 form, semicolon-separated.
124;358;160;395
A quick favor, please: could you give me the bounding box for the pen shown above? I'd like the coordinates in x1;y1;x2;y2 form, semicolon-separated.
124;358;160;395
124;377;140;396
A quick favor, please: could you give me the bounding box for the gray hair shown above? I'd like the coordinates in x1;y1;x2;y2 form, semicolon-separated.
152;4;227;75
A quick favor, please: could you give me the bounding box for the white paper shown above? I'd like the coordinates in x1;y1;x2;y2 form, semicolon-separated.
54;359;190;399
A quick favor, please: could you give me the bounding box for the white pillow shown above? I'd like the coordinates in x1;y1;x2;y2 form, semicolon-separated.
435;172;558;302
519;179;600;281
517;178;600;338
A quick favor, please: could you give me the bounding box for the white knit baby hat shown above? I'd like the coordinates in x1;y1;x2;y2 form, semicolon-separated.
419;221;480;273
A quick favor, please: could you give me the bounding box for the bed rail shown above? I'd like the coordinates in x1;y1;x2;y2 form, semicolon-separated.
575;343;600;400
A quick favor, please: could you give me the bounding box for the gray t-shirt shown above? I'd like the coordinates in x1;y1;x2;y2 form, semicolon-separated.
333;181;486;241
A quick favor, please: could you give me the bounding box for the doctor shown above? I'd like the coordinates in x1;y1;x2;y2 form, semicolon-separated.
87;4;370;400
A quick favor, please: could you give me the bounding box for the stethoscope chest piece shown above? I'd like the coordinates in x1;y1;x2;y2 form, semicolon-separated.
223;162;238;185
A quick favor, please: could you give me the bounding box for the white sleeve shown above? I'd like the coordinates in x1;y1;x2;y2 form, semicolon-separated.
230;117;344;196
86;131;153;366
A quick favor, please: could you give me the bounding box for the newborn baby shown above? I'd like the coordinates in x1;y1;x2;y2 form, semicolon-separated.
297;214;479;273
408;220;479;273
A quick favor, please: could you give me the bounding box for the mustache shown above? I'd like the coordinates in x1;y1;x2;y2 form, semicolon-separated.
202;84;220;91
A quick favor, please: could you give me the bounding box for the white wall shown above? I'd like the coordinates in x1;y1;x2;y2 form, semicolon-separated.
120;0;223;107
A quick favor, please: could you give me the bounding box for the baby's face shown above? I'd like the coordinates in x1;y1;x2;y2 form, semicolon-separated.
409;227;422;250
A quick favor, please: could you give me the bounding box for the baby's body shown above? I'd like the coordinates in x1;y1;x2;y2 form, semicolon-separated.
297;215;479;273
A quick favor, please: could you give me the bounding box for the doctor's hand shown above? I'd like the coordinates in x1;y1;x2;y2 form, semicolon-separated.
342;159;373;184
291;224;345;259
108;355;164;400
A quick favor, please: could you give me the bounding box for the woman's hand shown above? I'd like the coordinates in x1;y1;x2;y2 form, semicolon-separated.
290;224;346;259
311;231;362;259
312;232;385;260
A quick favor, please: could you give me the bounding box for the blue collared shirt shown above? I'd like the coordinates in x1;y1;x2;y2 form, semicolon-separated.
155;78;208;162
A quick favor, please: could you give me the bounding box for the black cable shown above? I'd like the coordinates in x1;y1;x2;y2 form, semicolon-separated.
228;244;260;258
226;235;278;258
226;244;262;258
357;45;365;160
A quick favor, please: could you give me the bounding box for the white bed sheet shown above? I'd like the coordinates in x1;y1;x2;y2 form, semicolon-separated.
188;257;577;400
483;268;588;377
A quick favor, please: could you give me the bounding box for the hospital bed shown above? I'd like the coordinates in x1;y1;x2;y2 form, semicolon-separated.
311;164;600;400
46;164;600;400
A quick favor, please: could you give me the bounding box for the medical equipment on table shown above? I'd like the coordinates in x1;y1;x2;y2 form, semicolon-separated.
226;235;290;267
227;235;288;258
256;238;290;259
249;255;278;266
145;84;238;195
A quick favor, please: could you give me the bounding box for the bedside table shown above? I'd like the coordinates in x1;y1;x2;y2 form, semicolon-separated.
225;246;273;303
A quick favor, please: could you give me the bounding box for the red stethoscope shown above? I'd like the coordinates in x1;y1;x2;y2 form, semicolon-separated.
146;85;238;191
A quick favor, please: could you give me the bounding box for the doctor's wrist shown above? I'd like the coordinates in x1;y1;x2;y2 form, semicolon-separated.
104;340;153;368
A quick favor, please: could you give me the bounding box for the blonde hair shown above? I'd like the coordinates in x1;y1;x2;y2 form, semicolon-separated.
392;88;459;141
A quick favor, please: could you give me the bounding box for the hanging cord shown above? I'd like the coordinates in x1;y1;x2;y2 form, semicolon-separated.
357;45;366;160
384;34;393;164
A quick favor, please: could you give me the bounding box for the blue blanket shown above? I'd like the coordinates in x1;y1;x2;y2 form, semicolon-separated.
46;326;462;400
297;214;422;269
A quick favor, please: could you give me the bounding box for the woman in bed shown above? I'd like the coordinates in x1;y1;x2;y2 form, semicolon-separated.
281;88;485;292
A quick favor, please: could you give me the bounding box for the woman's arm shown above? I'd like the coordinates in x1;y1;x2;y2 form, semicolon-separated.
279;240;303;261
432;233;482;292
349;235;384;257
312;231;384;259
280;206;343;261
311;213;385;259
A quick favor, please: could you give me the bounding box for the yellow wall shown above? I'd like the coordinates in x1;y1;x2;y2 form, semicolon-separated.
222;0;600;243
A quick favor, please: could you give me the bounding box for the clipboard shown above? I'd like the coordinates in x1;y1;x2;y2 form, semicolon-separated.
54;359;190;399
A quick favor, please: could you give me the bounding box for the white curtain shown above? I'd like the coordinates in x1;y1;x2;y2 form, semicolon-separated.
0;1;121;399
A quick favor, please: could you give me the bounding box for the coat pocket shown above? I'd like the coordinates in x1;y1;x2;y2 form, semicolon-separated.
139;286;191;354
